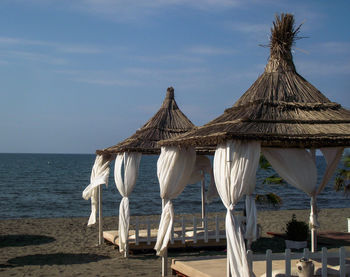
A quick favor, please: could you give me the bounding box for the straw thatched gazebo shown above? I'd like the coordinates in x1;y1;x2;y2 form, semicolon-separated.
96;86;195;156
83;87;214;257
156;14;350;276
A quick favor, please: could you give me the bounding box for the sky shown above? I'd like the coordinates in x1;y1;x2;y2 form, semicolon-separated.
0;0;349;154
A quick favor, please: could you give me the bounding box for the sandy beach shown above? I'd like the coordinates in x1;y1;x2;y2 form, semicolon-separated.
0;207;349;276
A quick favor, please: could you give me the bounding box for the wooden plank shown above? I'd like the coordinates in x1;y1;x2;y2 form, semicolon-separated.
171;256;225;277
285;248;291;277
340;247;346;277
321;247;327;277
135;217;139;246
182;217;185;244
247;250;253;276
266;249;272;277
193;217;197;244
215;215;219;242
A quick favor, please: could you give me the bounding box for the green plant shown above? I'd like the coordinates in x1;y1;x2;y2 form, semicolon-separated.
255;193;282;207
285;214;309;241
334;153;350;196
255;155;284;209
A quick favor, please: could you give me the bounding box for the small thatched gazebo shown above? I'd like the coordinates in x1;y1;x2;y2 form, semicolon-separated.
83;87;214;258
156;14;350;276
96;86;195;156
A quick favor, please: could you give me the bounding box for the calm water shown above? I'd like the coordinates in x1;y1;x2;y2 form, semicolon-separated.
0;153;349;220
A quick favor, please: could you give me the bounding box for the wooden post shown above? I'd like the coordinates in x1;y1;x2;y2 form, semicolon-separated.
181;216;185;244
98;185;103;246
247;250;253;276
147;218;151;245
124;243;129;258
204;216;208;243
285;248;291;277
215;215;219;242
321;247;327;277
310;196;317;253
201;171;206;228
310;150;317;253
171;219;174;244
193;217;197;243
311;227;317;252
161;199;168;277
135;218;139;246
266;249;272;277
340;247;346;277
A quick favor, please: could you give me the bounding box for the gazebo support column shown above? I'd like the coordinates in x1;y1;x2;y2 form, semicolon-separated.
310;195;317;253
311;228;317;253
98;185;103;246
161;199;168;277
201;171;206;228
310;150;317;253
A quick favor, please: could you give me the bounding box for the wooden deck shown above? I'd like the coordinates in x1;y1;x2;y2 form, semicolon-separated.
171;248;350;277
103;228;227;251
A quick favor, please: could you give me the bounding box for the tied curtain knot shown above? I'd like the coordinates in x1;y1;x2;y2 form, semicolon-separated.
119;196;130;254
163;198;170;206
121;196;129;204
229;204;235;212
154;199;174;256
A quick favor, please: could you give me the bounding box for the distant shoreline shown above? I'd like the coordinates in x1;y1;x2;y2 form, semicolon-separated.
0;206;348;221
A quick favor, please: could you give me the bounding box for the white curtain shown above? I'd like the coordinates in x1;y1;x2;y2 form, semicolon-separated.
154;146;196;256
262;147;343;228
318;148;344;194
214;140;260;277
187;155;218;203
114;152;142;254
244;195;257;246
262;148;317;194
82;154;111;226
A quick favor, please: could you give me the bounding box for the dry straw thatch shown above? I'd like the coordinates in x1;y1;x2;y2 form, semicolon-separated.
96;87;195;155
160;13;350;149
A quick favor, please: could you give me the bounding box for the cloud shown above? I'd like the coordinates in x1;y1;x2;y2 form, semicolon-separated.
297;60;350;76
134;54;204;64
0;36;102;54
230;22;270;35
74;78;141;86
55;45;102;54
73;0;243;13
187;45;236;55
313;41;350;55
14;0;245;22
54;69;143;87
1;50;67;65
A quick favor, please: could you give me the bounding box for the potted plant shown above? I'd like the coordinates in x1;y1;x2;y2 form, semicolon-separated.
284;214;309;249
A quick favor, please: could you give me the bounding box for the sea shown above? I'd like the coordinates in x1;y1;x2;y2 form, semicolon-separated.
0;153;349;220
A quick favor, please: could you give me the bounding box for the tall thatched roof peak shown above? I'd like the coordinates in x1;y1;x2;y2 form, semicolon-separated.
265;13;301;73
159;13;350;149
166;86;174;99
96;87;195;155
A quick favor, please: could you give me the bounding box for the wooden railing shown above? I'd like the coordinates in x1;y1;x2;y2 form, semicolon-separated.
128;215;227;246
247;247;348;277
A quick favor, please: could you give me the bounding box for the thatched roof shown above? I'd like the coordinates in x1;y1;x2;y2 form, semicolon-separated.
96;87;195;155
159;14;350;149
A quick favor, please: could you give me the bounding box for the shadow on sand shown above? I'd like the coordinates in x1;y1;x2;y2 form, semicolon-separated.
0;234;56;248
2;253;109;268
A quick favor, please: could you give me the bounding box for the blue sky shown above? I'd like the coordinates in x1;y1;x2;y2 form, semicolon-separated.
0;0;349;154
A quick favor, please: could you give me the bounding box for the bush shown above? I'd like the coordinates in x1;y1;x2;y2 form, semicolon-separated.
285;214;309;241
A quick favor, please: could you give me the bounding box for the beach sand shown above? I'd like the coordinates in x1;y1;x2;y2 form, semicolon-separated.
0;207;349;276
